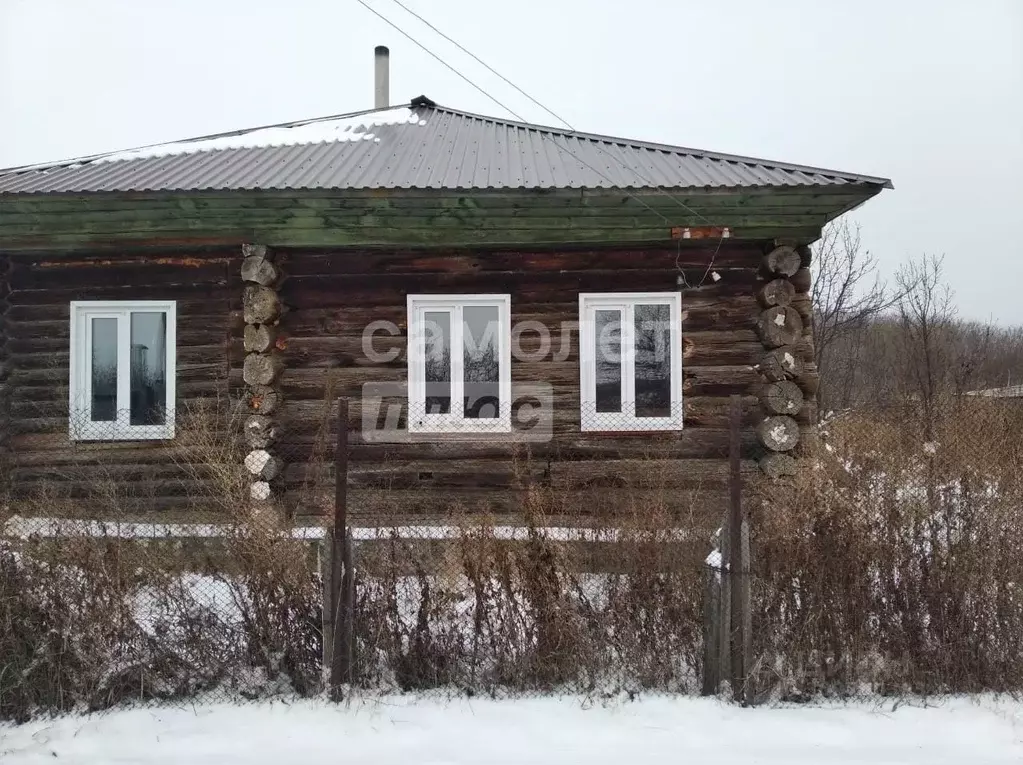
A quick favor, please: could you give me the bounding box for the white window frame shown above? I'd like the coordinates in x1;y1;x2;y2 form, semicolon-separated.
69;300;177;441
579;292;683;432
407;294;512;434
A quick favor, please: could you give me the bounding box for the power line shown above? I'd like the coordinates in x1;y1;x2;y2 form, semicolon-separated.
385;0;574;131
380;0;718;235
361;0;725;271
356;0;527;122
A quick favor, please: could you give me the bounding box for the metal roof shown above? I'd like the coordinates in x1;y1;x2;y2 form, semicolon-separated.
0;96;893;195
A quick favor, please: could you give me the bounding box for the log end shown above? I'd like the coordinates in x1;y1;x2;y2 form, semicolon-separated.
755;415;800;452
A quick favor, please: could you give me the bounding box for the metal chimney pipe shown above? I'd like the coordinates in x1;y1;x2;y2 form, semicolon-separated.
374;45;390;109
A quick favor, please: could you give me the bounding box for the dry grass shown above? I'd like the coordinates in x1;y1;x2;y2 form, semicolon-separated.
0;399;324;721
750;399;1023;700
352;484;708;696
6;392;1023;716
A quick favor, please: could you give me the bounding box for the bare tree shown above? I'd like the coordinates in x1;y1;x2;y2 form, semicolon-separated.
811;219;905;414
894;255;956;438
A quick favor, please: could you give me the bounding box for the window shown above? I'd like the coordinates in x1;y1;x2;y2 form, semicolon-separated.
407;294;511;433
579;292;683;431
69;301;176;441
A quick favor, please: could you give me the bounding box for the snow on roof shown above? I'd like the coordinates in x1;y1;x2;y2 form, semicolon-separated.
93;107;427;164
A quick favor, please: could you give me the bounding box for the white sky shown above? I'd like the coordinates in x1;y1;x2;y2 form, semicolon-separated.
2;0;1021;323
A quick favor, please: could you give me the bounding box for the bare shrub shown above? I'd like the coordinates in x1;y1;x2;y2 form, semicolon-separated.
352;472;708;697
750;400;1023;700
0;397;323;721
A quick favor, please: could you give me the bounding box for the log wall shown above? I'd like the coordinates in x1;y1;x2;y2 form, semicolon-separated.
1;241;816;524
273;242;814;526
4;248;243;512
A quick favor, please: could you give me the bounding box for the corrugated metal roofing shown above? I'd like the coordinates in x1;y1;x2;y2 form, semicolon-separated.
0;97;893;195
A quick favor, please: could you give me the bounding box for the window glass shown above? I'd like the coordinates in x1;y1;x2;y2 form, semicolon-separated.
594;309;622;413
634;303;672;418
130;312;167;426
90;317;118;422
423;310;452;414
463;305;500;419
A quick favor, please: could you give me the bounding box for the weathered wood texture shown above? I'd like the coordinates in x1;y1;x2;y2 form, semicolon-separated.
0;254;11;489
4;249;243;510
272;242;782;525
753;243;819;472
3;240;803;522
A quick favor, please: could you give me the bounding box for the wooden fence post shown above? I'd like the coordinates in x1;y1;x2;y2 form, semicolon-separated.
728;394;752;705
702;554;721;695
328;398;351;698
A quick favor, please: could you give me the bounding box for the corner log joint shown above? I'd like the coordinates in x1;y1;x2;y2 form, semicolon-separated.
240;243;284;508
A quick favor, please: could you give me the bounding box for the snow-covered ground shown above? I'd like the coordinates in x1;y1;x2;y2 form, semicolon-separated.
2;696;1021;764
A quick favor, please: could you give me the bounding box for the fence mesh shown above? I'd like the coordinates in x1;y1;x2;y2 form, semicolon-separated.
3;396;1022;720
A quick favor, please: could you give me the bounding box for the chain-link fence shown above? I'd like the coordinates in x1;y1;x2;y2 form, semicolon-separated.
3;396;1022;721
743;397;1023;704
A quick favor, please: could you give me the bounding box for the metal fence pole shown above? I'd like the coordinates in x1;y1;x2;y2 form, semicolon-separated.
728;394;752;705
328;398;350;697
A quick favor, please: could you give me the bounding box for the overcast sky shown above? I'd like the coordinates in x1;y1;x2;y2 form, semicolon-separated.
2;0;1021;323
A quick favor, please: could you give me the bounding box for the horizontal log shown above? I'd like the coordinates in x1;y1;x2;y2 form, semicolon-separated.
9;262;231;292
11;443;231;466
7;325;231;353
273;362;759;398
10;343;234;373
7;283;236;305
7;494;208;514
276;330;763;370
11;461;229;483
10;477;215;500
281;245;765;277
759;452;797;479
313;457;749;492
791;267;812;294
337;430;758;462
790;293;813;324
280;269;760;309
5;300;239;323
9;363;230;387
330;486;736;525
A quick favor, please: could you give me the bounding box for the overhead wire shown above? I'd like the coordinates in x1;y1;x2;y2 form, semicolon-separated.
371;0;728;285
